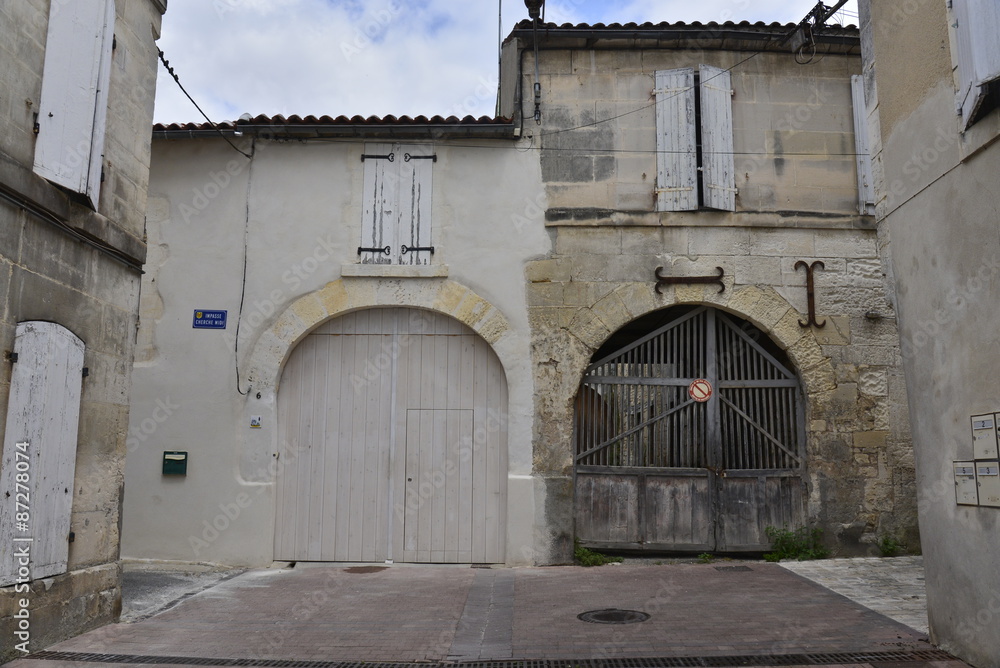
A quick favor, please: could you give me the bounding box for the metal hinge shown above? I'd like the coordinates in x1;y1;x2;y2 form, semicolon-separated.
702;83;734;96
358;246;391;256
401;245;434;255
5;351;17;363
361;152;394;162
652;86;693;95
404;153;437;162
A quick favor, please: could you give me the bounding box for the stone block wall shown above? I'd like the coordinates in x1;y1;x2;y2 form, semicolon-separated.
527;222;917;559
0;0;165;660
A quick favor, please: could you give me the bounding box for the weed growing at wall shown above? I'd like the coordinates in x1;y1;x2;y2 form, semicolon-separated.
763;526;829;562
574;540;623;567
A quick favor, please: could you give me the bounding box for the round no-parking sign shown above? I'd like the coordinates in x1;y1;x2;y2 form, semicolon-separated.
689;378;713;403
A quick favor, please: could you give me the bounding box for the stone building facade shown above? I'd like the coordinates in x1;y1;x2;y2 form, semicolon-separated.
0;0;166;659
500;21;916;560
858;1;1000;665
121;19;916;570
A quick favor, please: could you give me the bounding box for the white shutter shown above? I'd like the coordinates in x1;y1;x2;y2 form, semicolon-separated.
33;0;115;208
699;65;736;211
655;68;698;211
953;0;1000;126
360;143;397;265
0;322;85;586
851;75;875;215
397;145;434;266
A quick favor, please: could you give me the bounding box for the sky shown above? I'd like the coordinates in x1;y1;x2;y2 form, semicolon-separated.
151;0;859;125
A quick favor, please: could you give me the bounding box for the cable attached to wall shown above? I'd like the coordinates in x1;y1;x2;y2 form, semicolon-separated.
158;50;252;160
233;139;256;396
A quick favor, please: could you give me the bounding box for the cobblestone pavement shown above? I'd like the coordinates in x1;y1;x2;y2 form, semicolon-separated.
777;556;928;635
5;559;959;668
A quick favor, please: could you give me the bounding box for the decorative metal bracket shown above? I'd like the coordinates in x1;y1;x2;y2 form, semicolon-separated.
361;152;394;162
358;246;391;256
401;245;435;255
796;260;826;328
654;266;725;295
404;153;437;162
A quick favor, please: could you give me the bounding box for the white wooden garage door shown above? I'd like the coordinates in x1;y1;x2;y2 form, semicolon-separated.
275;308;508;563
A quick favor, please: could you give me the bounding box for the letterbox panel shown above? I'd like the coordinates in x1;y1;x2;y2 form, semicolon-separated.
976;461;1000;507
955;461;979;506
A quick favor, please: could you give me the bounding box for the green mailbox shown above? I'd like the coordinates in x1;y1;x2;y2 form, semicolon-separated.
162;451;188;476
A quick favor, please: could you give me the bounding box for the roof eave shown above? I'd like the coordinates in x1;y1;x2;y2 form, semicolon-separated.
152;122;518;141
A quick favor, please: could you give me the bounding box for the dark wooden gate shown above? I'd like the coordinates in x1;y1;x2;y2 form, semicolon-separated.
574;306;806;552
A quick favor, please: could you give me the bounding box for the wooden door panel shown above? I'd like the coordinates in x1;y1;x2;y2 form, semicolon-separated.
278;308;507;564
645;472;713;549
574;472;642;546
575;307;806;554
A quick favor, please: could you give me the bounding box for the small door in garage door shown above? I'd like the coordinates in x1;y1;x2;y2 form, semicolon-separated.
275;308;507;563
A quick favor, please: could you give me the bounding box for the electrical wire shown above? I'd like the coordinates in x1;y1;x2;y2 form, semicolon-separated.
233;139;256;396
158;50;253;160
537;49;764;140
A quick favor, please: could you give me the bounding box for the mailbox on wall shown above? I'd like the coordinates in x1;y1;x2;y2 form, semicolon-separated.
955;461;979;505
977;461;1000;507
162;451;188;476
971;414;999;459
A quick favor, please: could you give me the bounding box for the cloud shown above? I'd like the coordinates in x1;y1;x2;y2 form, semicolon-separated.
152;0;858;124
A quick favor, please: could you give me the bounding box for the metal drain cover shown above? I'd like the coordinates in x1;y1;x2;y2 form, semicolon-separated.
577;608;650;624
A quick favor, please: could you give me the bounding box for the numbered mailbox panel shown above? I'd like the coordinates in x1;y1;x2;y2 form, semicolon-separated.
955;461;979;506
977;461;1000;507
971;414;999;459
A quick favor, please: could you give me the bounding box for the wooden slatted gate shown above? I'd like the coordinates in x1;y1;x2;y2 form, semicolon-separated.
275;308;507;564
574;306;806;552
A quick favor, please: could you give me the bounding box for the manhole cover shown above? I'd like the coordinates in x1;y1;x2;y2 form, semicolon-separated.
577;608;650;624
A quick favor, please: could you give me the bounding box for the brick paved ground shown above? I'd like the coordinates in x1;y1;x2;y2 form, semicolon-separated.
4;561;963;668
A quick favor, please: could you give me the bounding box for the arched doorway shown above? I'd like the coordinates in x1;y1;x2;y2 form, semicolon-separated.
275;307;508;563
574;305;806;553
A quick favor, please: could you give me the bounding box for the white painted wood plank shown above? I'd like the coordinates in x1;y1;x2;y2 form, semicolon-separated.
334;330;358;561
700;65;736;211
954;0;1000;123
32;0;114;207
360;143;396;264
397;145;434;266
655;68;698;211
471;338;489;563
851;75;875;215
320;333;344;559
1;323;85;585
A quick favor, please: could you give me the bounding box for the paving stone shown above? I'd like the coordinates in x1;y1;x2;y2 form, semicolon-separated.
5;559;960;668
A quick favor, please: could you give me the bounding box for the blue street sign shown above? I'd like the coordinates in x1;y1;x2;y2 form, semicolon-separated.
192;310;227;329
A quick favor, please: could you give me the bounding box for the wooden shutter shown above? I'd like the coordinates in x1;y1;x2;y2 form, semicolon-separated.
953;0;1000;126
396;145;434;266
655;68;698;211
699;65;736;211
851;75;875;215
33;0;115;209
360;143;433;265
360;143;397;264
0;322;85;585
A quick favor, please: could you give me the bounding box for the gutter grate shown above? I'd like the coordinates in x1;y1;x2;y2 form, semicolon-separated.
27;650;957;668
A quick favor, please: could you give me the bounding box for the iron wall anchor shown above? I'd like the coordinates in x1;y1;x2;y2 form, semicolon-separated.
654;266;726;295
796;260;826;328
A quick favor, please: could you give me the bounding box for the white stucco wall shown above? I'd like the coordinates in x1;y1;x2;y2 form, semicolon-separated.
860;1;1000;665
123;135;549;566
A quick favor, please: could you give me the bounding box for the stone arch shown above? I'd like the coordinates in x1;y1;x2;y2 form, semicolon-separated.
237;278;528;489
566;282;835;402
245;278;517;393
